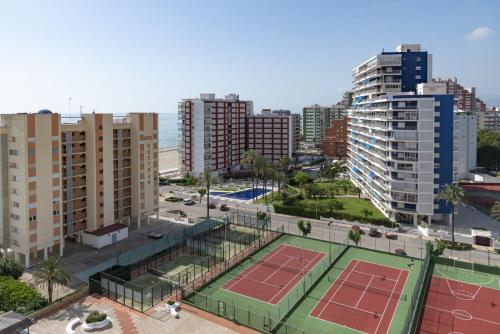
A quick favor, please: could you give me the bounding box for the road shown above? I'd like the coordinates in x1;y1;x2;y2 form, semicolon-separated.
161;199;500;266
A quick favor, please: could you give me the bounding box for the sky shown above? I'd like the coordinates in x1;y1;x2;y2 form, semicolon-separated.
0;0;499;115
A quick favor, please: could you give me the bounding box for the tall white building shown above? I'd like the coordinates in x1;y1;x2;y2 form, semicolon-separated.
347;45;454;224
453;111;477;180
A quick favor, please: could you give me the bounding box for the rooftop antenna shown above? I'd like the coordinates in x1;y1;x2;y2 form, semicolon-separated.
68;97;72;118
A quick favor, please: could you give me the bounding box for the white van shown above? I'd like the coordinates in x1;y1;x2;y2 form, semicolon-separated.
183;198;195;205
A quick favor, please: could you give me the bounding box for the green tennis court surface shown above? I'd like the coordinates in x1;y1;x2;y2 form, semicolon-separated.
184;234;346;332
275;247;422;334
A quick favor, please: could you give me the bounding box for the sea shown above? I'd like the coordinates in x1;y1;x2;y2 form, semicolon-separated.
61;113;179;150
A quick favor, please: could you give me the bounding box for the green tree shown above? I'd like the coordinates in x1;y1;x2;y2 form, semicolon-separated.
477;130;500;170
319;161;346;181
293;172;311;190
30;256;70;304
297;220;312;237
360;208;373;219
201;168;215;219
491;201;500;221
279;155;294;176
348;230;361;246
197;188;206;203
338;180;352;195
275;170;288;193
437;184;465;245
353;186;361;199
241;150;260;202
304;183;320;199
0;276;46;314
0;256;24;279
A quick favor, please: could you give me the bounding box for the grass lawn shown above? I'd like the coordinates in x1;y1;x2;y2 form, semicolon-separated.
335;197;386;219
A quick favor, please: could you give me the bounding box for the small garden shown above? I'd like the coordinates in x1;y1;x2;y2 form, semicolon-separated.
0;255;71;315
248;157;393;227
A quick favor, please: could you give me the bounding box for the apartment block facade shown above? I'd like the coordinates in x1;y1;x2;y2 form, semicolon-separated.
347;44;454;224
433;78;487;112
478;109;500;132
321;116;348;159
302;104;345;147
179;94;299;177
453;111;477;180
0;111;159;266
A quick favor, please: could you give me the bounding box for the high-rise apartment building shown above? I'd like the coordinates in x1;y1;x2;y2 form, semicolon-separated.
0;111;159;266
453;111;477;180
321;116;348;159
347;45;453;224
302;104;345;147
178;94;299;177
478;108;500;132
433;78;487;112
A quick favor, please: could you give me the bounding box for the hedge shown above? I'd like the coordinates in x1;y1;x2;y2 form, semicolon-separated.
273;203;397;228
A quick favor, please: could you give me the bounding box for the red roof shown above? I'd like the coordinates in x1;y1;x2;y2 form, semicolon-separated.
84;223;128;236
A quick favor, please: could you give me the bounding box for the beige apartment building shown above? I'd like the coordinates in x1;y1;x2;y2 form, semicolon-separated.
0;111;159;267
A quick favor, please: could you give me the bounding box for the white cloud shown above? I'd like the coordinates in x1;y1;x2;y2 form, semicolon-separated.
466;26;495;41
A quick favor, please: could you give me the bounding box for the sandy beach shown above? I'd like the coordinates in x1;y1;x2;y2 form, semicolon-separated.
159;148;179;171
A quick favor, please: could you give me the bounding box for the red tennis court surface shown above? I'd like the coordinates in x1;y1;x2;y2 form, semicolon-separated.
418;276;500;334
222;244;325;304
310;259;408;334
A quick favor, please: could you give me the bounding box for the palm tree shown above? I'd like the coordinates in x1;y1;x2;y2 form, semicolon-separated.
279;155;294;176
31;256;71;303
241;150;259;202
197;188;206;203
201;168;215;219
437;184;464;245
491;201;500;221
275;171;288;193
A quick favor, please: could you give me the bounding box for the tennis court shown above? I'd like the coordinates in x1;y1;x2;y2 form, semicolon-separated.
275;247;421;334
310;259;408;334
222;244;325;304
184;234;345;332
418;262;500;334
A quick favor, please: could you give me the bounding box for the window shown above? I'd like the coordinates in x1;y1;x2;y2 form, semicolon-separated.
53;210;59;215
29;215;37;222
9;149;18;156
28;148;35;156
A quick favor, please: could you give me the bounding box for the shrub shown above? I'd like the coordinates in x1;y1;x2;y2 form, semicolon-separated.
441;240;473;251
167;300;176;305
0;257;23;279
256;212;267;220
0;276;46;314
496;249;500;254
86;311;107;324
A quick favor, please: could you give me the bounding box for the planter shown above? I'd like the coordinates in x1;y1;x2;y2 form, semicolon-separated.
83;316;111;331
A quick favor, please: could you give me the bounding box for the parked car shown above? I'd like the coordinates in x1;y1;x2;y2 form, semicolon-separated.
148;232;163;239
220;203;230;211
183;198;195;205
368;228;380;237
384;231;397;240
208;202;216;209
351;225;364;234
394;249;407;256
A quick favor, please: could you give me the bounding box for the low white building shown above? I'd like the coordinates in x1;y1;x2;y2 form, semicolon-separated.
453;110;477;180
82;223;128;249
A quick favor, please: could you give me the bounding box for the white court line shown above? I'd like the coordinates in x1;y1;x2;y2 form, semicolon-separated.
348;268;399;282
355;275;375;309
223;244;288;290
316;259;359;319
373;268;403;334
425;305;500;327
262;257;296;284
435;266;494;286
444;278;482;300
268;251;324;304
